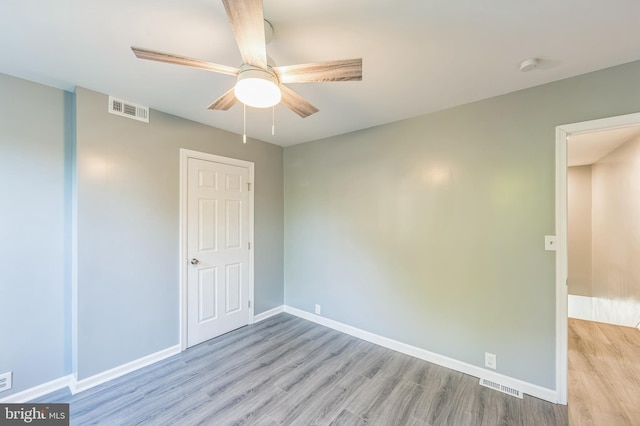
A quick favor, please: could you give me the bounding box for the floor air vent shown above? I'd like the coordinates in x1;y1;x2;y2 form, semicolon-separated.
108;96;149;123
479;378;523;399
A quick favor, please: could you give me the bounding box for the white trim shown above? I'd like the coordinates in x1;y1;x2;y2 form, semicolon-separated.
0;375;73;403
179;150;188;351
568;295;593;321
555;125;569;406
555;111;640;406
283;306;557;403
70;344;180;394
569;295;640;328
1;344;181;402
179;149;255;351
252;305;284;323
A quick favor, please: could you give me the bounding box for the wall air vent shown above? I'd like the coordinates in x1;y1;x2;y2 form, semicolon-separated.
108;96;149;123
479;378;523;399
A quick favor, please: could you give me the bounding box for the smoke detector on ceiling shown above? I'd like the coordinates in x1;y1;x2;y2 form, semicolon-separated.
519;58;539;72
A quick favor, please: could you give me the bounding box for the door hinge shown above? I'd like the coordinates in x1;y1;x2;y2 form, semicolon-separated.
247;182;252;191
248;300;251;308
248;241;251;250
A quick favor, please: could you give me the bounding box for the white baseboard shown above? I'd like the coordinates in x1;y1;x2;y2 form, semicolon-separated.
2;306;561;405
253;305;284;323
283;306;558;404
569;295;640;329
0;375;73;403
70;344;181;394
1;344;182;402
1;308;283;403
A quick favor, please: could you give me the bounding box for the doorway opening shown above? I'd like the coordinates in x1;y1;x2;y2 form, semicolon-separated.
555;112;640;407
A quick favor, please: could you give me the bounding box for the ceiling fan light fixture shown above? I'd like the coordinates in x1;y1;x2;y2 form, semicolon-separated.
234;66;281;108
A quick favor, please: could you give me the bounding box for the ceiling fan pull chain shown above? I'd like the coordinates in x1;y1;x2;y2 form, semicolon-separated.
243;103;247;144
272;106;275;136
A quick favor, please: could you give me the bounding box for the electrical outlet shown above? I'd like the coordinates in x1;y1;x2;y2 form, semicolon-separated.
0;372;12;392
485;353;497;369
315;304;321;315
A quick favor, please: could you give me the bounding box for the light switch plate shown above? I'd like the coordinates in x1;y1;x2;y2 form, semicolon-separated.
545;235;557;251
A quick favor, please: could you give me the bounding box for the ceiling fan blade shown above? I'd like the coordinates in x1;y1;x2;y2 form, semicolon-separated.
207;87;238;110
279;85;319;118
222;0;267;68
274;59;362;83
132;47;239;76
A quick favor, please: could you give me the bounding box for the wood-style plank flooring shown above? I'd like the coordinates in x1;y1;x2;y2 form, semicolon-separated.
39;314;566;425
568;318;640;425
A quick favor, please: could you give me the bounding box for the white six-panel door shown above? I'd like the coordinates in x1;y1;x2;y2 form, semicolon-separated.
186;156;251;347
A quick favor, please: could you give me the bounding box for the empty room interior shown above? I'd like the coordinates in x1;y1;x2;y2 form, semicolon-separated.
2;0;640;424
566;127;640;424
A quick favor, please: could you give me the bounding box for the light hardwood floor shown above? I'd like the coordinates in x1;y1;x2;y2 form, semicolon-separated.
568;318;640;425
39;314;567;425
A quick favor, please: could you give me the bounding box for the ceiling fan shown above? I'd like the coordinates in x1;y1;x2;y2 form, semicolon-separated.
131;0;362;118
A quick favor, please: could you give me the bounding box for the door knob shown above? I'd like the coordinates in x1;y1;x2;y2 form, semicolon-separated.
190;258;200;265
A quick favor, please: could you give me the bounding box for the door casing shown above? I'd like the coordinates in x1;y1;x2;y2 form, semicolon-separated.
555;111;640;405
179;148;255;350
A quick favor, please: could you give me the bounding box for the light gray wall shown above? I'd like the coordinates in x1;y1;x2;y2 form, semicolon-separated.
567;165;593;296
592;135;640;302
284;60;640;389
0;74;68;396
75;87;283;378
5;57;640;395
1;77;284;392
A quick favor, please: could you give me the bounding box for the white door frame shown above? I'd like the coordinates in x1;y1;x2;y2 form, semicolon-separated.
555;111;640;405
179;148;255;351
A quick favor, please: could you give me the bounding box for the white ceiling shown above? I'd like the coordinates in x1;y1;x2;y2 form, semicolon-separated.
568;125;640;167
2;0;640;147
